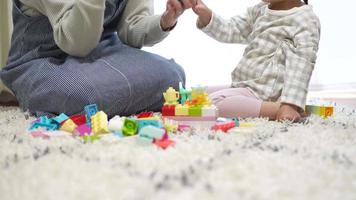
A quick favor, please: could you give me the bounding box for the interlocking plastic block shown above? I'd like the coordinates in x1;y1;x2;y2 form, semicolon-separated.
154;139;175;149
60;119;78;133
122;118;139;136
52;113;69;124
84;104;98;124
137;118;161;130
175;104;189;116
113;130;124;138
202;105;217;117
74;124;91;136
90;111;109;135
162;105;175;116
70;114;87;126
82;135;101;143
108;116;125;132
137;136;154;145
320;106;334;118
189;106;202;116
231;118;240;127
136;111;154;118
139;125;165;140
305;105;334;118
211;121;236;133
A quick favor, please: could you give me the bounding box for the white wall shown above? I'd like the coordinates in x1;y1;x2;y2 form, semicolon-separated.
145;0;356;88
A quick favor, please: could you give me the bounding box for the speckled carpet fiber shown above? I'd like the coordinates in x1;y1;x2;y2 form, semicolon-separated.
0;105;356;200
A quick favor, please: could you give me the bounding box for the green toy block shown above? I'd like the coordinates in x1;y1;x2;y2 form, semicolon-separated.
189;106;202;116
122;118;139;136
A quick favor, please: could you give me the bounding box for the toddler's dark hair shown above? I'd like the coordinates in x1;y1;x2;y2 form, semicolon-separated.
304;0;308;4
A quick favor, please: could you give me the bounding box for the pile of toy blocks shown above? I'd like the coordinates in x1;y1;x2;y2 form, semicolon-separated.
29;105;175;149
161;83;218;119
305;105;334;118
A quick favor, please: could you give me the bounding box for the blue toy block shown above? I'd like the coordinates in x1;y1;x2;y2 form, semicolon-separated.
84;104;98;125
52;113;69;124
137;136;154;145
139;126;165;140
137;119;161;130
113;131;124;138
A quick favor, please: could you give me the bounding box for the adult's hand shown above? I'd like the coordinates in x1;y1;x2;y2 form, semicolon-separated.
160;0;196;31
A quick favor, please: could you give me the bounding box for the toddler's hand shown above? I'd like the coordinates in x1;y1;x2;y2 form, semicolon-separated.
160;0;195;31
276;103;302;122
192;0;212;28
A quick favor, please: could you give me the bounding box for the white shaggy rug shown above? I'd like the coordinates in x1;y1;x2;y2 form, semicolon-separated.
0;105;356;200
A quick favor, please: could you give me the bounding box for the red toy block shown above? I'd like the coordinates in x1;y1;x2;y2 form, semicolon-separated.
137;111;154;118
162;105;175;116
154;139;175;149
69;114;87;126
212;121;236;133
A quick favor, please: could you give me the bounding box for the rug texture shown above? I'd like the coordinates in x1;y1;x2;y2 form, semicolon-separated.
0;105;356;200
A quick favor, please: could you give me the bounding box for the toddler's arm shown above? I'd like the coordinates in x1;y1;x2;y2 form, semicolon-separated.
20;0;106;57
280;15;321;112
192;0;259;44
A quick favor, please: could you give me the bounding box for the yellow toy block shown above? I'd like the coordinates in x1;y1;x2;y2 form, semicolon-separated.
60;119;77;133
175;104;189;116
91;111;109;135
320;106;334;118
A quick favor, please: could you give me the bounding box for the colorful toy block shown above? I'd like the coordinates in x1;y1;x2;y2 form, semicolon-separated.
175;104;189;116
231;118;240;127
82;135;101;143
154;139;175;149
139;126;165;140
108;116;125;132
202;105;218;117
60;119;78;133
162;105;175;116
179;82;191;104
52;113;69;124
113;131;124;138
90;111;109;135
189;106;202;116
84;104;98;124
305;105;334;118
136;111;154;118
137;118;161;130
122;118;139;136
161;85;218;121
74;124;91;136
163;87;180;105
137;136;154;145
70;114;87;126
211;121;236;133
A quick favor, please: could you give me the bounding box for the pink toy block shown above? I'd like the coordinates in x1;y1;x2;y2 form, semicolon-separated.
74;124;92;136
